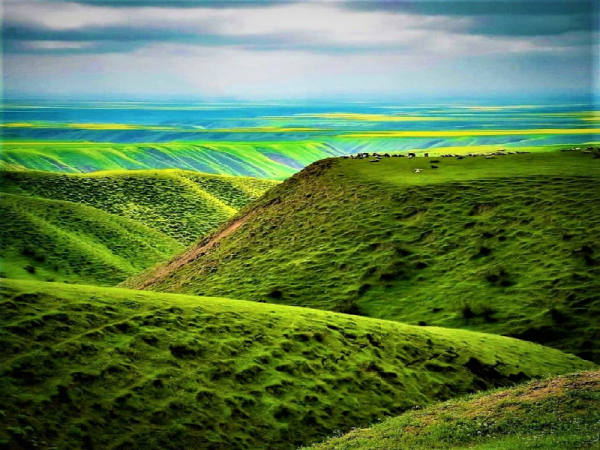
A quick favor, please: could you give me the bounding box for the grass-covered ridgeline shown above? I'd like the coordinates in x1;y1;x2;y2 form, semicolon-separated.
127;152;600;362
0;169;277;285
0;193;182;285
0;279;594;450
305;371;600;450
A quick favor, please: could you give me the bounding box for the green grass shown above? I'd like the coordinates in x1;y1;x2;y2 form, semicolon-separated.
127;152;600;362
0;193;182;285
0;141;343;179
0;279;594;450
0;169;278;245
0;168;276;285
304;371;600;450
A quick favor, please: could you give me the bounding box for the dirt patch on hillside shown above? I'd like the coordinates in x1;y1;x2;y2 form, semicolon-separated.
133;213;252;290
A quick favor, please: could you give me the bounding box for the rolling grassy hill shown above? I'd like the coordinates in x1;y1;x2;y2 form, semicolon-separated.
0;193;182;285
127;151;600;362
0;279;594;450
304;371;600;450
0;169;277;285
0;169;278;245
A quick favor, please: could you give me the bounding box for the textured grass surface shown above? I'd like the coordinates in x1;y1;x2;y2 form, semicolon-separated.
128;152;600;362
0;169;277;245
305;371;600;450
0;169;276;284
0;193;182;285
0;279;594;450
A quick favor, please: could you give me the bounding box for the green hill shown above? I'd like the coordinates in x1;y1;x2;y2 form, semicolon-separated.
0;279;594;450
0;193;183;285
0;141;343;179
0;169;278;245
305;370;600;450
127;152;600;362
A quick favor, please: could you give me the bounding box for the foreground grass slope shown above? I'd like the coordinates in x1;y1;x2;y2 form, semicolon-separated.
0;194;183;285
305;371;600;450
128;152;600;362
1;279;593;450
0;169;278;245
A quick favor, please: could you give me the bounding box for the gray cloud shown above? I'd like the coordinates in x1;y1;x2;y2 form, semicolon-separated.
38;0;294;8
344;1;596;37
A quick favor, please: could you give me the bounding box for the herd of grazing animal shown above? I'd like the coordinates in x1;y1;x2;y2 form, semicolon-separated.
562;146;600;157
341;148;539;173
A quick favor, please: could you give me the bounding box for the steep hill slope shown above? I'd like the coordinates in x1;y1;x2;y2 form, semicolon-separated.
127;152;600;362
0;169;278;245
0;279;594;450
305;371;600;450
0;194;183;285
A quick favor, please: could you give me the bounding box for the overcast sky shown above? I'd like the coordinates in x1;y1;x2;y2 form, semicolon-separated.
2;0;598;101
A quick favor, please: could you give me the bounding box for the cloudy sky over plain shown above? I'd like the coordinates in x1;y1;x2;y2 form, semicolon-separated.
2;0;598;100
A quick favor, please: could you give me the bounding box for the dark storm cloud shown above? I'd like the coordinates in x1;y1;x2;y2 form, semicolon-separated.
343;1;593;17
344;0;595;36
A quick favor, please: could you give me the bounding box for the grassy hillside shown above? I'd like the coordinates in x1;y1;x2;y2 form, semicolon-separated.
0;141;343;179
0;279;593;450
3;140;596;179
0;169;278;245
0;193;183;285
305;371;600;450
127;151;600;362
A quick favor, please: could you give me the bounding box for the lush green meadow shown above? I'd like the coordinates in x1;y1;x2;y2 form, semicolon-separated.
0;279;594;450
305;371;600;450
0;169;277;284
1;193;182;285
128;151;600;362
1;101;599;449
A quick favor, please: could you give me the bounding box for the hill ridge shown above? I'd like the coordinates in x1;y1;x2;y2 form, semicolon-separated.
126;152;600;362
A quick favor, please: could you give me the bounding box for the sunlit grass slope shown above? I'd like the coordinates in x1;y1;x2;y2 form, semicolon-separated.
0;194;182;285
0;279;594;450
0;141;343;179
0;169;278;245
128;152;600;362
305;371;600;450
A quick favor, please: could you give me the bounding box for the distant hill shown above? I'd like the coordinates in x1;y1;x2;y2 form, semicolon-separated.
126;152;600;362
0;141;344;179
0;279;593;450
0;169;277;284
304;370;600;450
